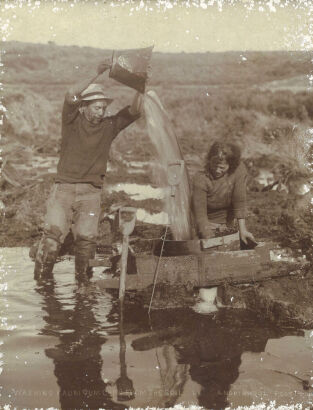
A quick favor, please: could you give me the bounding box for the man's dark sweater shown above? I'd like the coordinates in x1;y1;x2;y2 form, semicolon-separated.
56;99;140;187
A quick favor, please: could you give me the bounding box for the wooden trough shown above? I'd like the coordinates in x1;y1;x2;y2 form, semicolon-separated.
91;233;302;291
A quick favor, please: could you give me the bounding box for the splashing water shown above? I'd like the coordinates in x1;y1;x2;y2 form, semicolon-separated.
143;90;192;240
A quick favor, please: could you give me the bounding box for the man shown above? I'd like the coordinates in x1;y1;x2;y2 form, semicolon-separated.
34;61;142;281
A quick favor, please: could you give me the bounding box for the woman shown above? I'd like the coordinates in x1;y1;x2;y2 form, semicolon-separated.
192;141;255;246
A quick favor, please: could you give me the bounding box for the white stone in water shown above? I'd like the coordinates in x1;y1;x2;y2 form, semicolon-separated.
199;287;218;303
192;287;218;314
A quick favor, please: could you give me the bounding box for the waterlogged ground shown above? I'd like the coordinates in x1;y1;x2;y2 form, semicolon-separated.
1;248;312;409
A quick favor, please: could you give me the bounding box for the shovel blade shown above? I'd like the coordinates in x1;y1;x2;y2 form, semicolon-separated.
119;207;137;236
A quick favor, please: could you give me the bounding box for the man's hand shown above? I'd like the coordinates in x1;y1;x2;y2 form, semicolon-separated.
66;59;112;104
97;58;111;75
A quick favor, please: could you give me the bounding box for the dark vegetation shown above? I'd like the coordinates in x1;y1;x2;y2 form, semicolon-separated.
1;41;313;264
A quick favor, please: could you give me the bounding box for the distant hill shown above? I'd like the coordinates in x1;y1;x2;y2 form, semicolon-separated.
2;41;312;89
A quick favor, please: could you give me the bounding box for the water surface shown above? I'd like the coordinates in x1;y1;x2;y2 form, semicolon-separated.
1;248;312;409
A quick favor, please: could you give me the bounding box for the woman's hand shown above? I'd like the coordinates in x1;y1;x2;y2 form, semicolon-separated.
238;218;256;245
239;229;256;245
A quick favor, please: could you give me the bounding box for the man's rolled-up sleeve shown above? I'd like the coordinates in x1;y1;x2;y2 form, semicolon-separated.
62;97;80;126
113;105;140;136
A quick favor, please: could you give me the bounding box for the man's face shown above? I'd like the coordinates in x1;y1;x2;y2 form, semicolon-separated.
83;100;107;124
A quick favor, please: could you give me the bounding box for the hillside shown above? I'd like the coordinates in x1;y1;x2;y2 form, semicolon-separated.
2;41;313;156
3;41;312;87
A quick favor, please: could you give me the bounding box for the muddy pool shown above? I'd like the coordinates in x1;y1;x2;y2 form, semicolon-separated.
0;248;312;409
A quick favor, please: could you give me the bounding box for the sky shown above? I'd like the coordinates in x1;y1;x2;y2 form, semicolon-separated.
1;0;312;52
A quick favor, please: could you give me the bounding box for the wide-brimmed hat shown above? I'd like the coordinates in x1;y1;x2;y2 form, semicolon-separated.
81;83;113;104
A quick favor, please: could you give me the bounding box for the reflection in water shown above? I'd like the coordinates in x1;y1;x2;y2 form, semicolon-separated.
130;309;305;409
116;302;135;402
35;278;125;410
3;249;311;408
154;344;189;408
33;276;309;409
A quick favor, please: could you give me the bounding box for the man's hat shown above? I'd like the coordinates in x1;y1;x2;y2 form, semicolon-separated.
81;83;113;104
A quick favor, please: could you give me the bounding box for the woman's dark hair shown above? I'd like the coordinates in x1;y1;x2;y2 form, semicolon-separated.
205;142;241;174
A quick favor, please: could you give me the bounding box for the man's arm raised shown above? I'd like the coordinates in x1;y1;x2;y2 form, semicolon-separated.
65;60;111;104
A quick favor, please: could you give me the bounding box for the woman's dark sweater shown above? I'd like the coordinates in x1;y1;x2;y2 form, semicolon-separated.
192;162;247;232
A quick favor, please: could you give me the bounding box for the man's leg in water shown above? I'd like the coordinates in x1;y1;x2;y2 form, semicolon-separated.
72;184;101;282
34;184;74;279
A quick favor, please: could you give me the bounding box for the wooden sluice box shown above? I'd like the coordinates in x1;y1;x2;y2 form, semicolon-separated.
91;233;299;291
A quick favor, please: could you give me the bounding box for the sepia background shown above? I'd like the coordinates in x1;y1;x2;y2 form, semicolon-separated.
0;2;313;408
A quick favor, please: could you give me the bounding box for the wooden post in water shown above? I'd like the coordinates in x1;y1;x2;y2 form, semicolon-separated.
118;207;137;301
119;235;129;300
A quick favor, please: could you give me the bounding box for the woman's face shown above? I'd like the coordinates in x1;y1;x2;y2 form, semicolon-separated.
208;151;230;179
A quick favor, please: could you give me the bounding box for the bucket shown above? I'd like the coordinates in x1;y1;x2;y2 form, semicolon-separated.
109;46;153;93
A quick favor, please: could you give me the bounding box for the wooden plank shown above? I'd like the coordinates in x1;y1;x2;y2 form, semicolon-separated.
136;254;157;275
202;261;303;286
152;232;240;256
100;250;262;289
157;255;199;284
198;250;261;286
93;242;301;291
201;232;239;249
96;274;153;290
95;259;301;290
254;242;275;262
